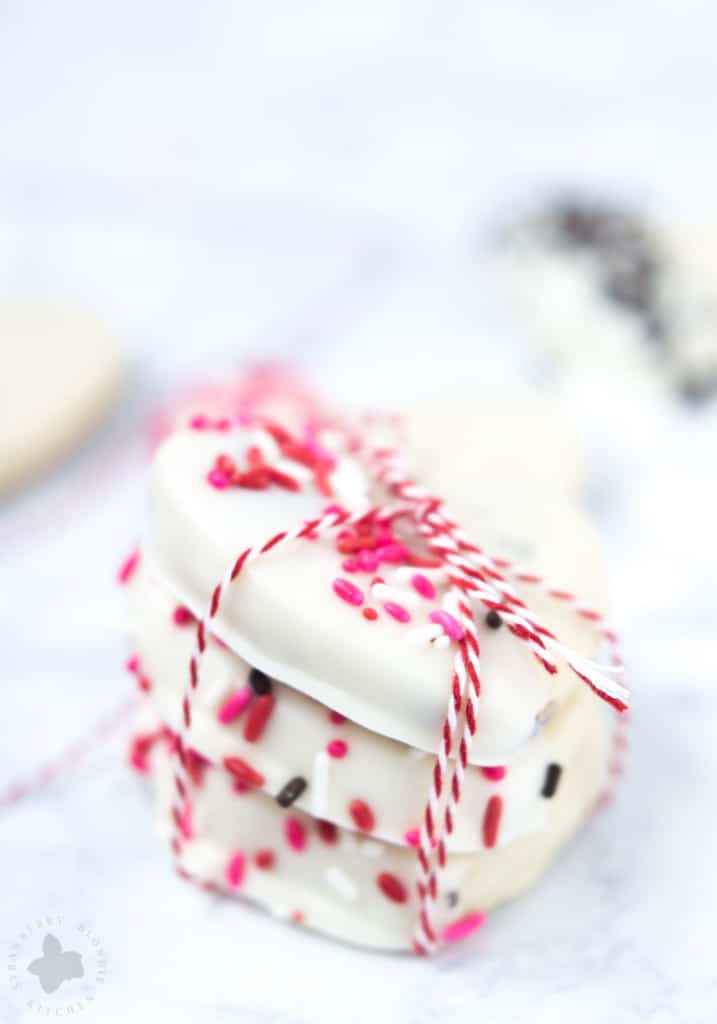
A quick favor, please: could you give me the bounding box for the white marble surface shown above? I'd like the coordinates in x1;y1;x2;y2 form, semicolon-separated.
2;4;717;1021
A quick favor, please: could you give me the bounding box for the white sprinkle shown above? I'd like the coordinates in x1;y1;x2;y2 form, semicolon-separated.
325;866;359;901
407;624;444;646
311;751;330;818
371;582;420;608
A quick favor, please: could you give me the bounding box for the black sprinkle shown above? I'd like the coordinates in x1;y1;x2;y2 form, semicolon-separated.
485;609;502;630
541;763;563;799
276;776;307;808
446;891;459;909
249;667;272;696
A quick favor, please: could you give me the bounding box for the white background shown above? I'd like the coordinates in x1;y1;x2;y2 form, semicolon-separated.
1;4;716;1022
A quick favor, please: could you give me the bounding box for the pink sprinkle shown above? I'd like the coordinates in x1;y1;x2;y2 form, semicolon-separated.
376;542;408;564
411;573;436;600
442;912;486;944
218;687;253;724
125;654;140;674
215;417;231;431
324;504;344;516
329;710;347;724
333;578;364;607
384;602;411;623
357;549;380;572
207;469;230;489
172;605;195;626
225;851;246;888
404;828;420;847
429;610;465;641
327;739;348;758
189;414;209;430
117;549;140;585
285;817;308;852
342;558;359;573
481;765;507;781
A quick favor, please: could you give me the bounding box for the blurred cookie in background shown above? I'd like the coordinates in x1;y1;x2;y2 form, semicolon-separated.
492;196;717;401
0;300;122;492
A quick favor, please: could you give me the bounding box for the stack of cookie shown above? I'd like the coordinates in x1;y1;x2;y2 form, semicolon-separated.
123;398;624;951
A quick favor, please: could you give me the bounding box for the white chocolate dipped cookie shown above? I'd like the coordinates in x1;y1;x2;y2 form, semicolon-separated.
127;556;605;854
146;428;610;766
0;300;122;491
136;698;609;951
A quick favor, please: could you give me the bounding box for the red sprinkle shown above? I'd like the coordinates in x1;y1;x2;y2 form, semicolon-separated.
377;872;408;904
290;910;304;925
332;578;365;606
172;605;195;626
362;607;378;621
327;739;348;759
328;710;347;724
384;601;411;623
137;674;152;693
316;819;338;844
225;851;246;888
285;817;308;852
411;573;436;599
243;694;275;743
217;686;253;724
117;549;140;585
254;849;276;870
481;766;507;782
482;795;503;849
223;757;265;788
404;827;420;847
349;799;375;833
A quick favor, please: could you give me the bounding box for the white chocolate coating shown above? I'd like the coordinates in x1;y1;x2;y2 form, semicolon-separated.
128;559;603;853
140;699;609;951
147;429;607;765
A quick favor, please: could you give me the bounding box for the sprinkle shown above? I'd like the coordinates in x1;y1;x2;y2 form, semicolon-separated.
128;733;155;774
362;607;378;621
225;852;246;888
310;751;330;817
333;578;365;606
349;799;375;833
276;776;307;808
290;910;304;925
485;609;503;629
327;739;348;759
189;414;209;430
125;654;140;674
217;687;253;724
243;694;275;742
404;828;420;847
254;849;276;870
137;674;152;693
429;610;464;641
384;602;411;623
442;912;485;944
357;549;380;572
117;549;140;585
316;819;338;844
541;763;563;799
223;756;265;788
377;872;408;904
285;817;308;852
341;558;359;573
207;469;230;489
329;710;347;724
184;748;209;787
248;667;272;696
482;795;503;849
172;605;195;626
411;573;436;600
481;766;507;782
376;542;408;564
326;866;359;901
